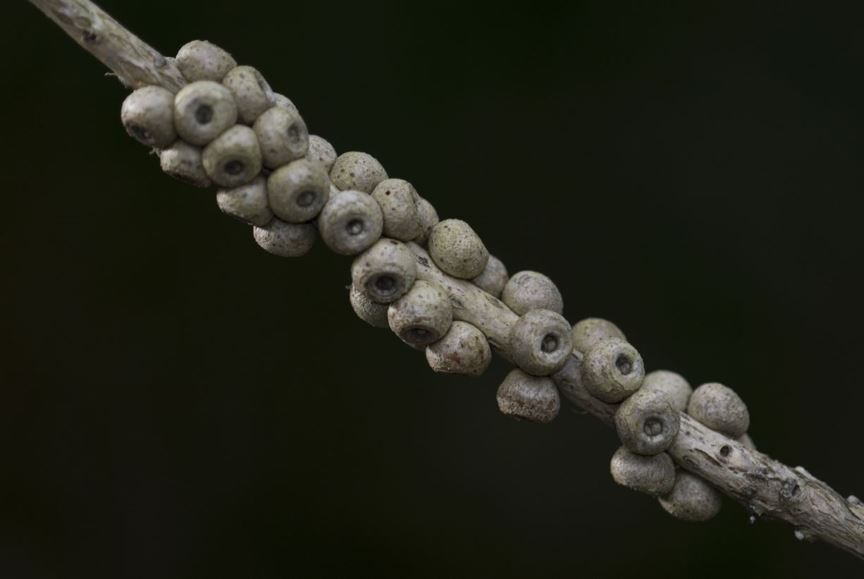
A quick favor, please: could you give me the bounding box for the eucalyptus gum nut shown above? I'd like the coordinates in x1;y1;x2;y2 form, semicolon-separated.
428;219;489;279
306;135;337;171
329;151;388;193
687;382;750;438
501;271;563;316
738;433;756;450
509;309;572;376
659;472;723;522
570;318;625;354
252;219;316;257
641;370;692;413
582;337;645;403
615;388;680;455
387;280;453;347
472;255;508;298
349;284;389;328
496;369;560;424
425;321;491;376
351;239;417;303
414;197;439;245
267;159;330;223
159;141;211;188
371;179;422;241
253;106;309;169
318;190;383;255
202;125;262;187
216;176;272;226
273;93;298;115
121;86;177;148
173;81;238;146
222;65;275;124
175;40;237;82
610;447;676;497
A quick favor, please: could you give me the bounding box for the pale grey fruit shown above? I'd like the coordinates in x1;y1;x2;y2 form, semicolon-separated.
496;369;560;424
610;447;676;496
202;125;262;187
641;370;692;413
318;190;383;255
159;141;211;188
570;318;625;354
509;309;572;376
371;179;422;241
329;152;388;193
425;321;491;376
306;135;337;171
253;106;309;169
615;388;680;455
387;280;453;347
252;219;315;257
351;239;417;303
173;80;238;146
175;40;237;82
414;197;439;245
501;271;563;316
582;337;645;403
472;255;508;298
687;382;750;438
427;219;489;279
222;65;275;124
272;93;298;115
216;176;272;226
659;472;723;522
349;284;389;328
121;85;176;148
267;159;330;223
738;433;756;450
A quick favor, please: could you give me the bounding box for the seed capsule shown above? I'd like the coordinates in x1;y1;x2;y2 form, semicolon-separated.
387;280;453;347
349;284;389;328
610;447;676;496
252;219;316;257
738;433;756;450
318;190;383;255
159;141;211;188
501;271;563;316
659;472;723;522
582;338;645;403
472;255;508;298
687;382;750;438
306;135;337;171
222;65;275;124
174;81;238;146
121;86;176;148
272;93;298;114
570;317;625;354
267;159;330;223
428;219;489;279
216;176;272;226
202;125;262;187
640;370;692;413
496;369;560;424
330;152;388;193
252;107;308;169
615;388;680;455
175;40;237;82
426;321;492;376
509;309;572;376
351;239;417;303
371;179;422;241
414;197;439;245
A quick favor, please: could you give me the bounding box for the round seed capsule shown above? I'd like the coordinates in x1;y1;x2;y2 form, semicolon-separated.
387;280;453;347
174;81;238;146
615;388;680;455
414;197;440;245
175;40;237;82
222;65;275;124
349;284;389;328
687;383;750;438
252;219;315;257
306;135;337;171
254;106;309;169
272;93;298;115
425;321;492;376
121;86;176;148
738;433;756;450
659;472;723;522
496;369;560;424
159;141;211;188
610;447;676;497
428;219;489;279
509;309;572;376
267;159;330;223
330;152;388;193
202;125;262;187
641;370;692;413
216;176;272;226
582;337;645;403
318;190;383;255
351;239;417;303
371;179;422;241
570;318;625;354
501;271;563;316
472;255;508;298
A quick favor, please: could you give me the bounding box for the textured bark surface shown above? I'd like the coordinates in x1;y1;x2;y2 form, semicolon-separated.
26;0;864;560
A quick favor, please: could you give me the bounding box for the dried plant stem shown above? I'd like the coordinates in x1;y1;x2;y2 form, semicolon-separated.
26;0;864;560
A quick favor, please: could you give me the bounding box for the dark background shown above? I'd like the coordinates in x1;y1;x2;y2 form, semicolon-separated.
2;1;863;577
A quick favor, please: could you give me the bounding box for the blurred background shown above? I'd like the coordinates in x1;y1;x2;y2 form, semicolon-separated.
2;1;863;577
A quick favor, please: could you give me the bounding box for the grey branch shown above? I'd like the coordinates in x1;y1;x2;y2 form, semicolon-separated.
26;0;864;560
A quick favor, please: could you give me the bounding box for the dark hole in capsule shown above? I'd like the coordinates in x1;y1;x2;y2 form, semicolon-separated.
297;191;316;207
720;445;732;457
643;417;664;437
541;334;559;353
224;160;245;176
195;104;214;124
287;123;301;142
346;219;365;235
615;354;633;375
406;327;432;342
128;124;152;143
374;275;396;294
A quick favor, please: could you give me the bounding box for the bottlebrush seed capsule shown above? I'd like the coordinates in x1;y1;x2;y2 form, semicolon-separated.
425;321;491;376
371;179;422;241
640;370;692;413
659;472;723;522
222;65;275;124
272;93;298;115
329;151;388;193
509;309;572;376
349;284;389;328
472;255;508;298
610;447;676;497
501;271;563;316
254;106;309;169
159;141;211;188
687;382;750;438
496;369;560;424
216;176;273;226
387;280;453;347
252;219;315;257
414;197;439;245
173;80;238;146
351;239;417;303
175;40;237;82
427;219;489;279
615;388;680;455
267;158;330;223
306;135;337;171
570;317;625;354
318;190;383;255
121;85;177;148
582;337;645;403
202;125;262;187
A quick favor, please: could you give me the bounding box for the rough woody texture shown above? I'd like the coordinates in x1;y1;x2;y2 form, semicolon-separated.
28;0;864;558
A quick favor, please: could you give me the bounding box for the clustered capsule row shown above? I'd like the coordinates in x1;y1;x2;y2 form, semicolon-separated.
119;39;756;528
